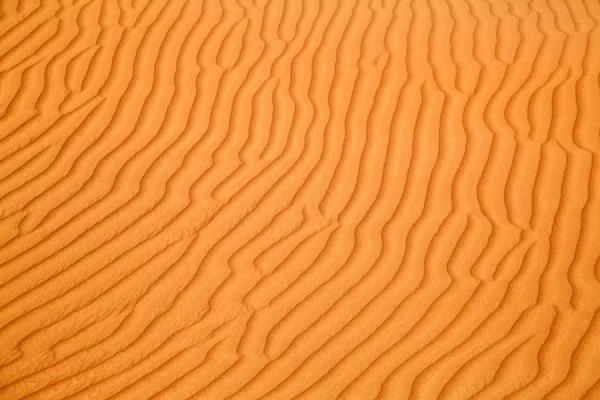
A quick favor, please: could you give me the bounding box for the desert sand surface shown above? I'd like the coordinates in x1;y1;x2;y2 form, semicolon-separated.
1;0;600;399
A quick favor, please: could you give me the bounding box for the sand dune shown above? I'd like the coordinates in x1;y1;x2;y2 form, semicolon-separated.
1;0;600;398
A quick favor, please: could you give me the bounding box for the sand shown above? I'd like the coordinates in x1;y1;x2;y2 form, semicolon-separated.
1;0;600;399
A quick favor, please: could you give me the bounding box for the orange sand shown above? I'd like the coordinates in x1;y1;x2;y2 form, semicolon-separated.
1;0;600;399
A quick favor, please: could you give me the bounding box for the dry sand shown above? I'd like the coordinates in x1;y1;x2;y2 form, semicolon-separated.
1;0;600;399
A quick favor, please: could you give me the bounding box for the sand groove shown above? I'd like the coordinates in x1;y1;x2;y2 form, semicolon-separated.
1;0;600;399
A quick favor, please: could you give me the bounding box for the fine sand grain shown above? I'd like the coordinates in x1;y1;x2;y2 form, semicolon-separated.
1;0;600;399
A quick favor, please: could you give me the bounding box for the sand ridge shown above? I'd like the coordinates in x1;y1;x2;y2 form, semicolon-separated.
1;0;600;399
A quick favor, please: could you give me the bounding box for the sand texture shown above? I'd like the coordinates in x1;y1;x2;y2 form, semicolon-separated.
1;0;600;399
